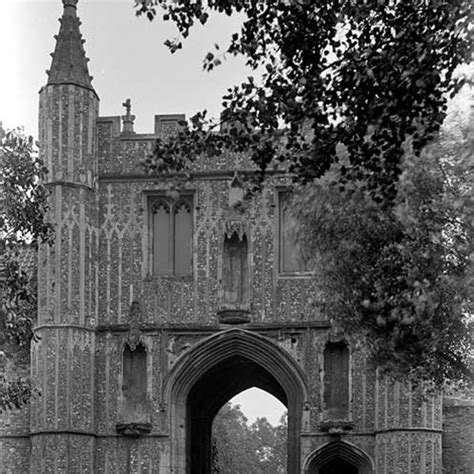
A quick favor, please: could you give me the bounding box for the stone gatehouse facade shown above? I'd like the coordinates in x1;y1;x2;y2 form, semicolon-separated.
1;1;472;473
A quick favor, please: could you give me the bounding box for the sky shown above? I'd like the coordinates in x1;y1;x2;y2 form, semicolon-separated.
0;0;254;138
0;0;284;427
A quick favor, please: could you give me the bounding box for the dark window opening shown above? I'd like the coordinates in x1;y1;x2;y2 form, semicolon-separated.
150;196;192;275
320;458;358;474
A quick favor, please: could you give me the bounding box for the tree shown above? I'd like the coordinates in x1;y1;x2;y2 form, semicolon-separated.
212;403;260;473
272;412;288;472
135;1;473;387
212;403;287;473
0;127;53;412
250;416;286;473
290;94;473;387
136;0;473;204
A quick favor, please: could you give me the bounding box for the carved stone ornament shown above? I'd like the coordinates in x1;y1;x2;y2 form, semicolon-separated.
217;308;252;324
129;300;141;320
228;171;245;208
115;422;152;437
121;98;136;135
126;300;143;351
318;419;355;434
126;327;142;351
223;220;248;241
327;325;346;343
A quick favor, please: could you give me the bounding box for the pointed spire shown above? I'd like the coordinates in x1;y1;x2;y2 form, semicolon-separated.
47;0;94;90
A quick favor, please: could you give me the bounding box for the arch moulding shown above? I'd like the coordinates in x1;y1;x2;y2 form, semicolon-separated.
163;328;309;473
303;440;374;474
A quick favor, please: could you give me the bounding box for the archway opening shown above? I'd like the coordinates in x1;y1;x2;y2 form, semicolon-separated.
212;388;287;473
304;441;373;474
320;459;358;474
187;355;288;473
231;387;287;425
166;329;308;473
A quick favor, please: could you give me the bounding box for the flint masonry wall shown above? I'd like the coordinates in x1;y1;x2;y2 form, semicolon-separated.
0;110;448;473
0;393;30;473
94;119;329;471
442;398;474;474
0;114;449;473
90;117;442;473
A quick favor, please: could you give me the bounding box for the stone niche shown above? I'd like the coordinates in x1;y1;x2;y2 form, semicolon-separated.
116;338;152;436
319;340;354;433
217;228;251;324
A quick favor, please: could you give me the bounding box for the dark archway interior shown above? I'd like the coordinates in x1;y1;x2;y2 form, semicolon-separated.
187;355;288;474
320;459;359;474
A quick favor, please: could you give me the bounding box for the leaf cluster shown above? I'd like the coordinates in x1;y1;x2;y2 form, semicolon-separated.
291;141;473;388
1;252;37;345
0;128;53;411
1;129;52;345
0;375;34;414
1;130;52;244
212;403;287;473
137;0;473;204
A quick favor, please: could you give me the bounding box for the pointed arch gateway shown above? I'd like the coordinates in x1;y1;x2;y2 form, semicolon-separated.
304;440;374;474
164;328;309;473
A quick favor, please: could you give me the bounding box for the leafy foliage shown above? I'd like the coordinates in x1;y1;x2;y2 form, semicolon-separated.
212;403;287;473
1;255;37;345
0;128;53;412
0;365;36;414
135;1;473;387
250;415;286;473
1;131;52;244
137;0;473;203
291;131;473;388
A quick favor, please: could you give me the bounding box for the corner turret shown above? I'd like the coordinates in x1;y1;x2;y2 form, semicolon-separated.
38;0;99;187
32;1;99;469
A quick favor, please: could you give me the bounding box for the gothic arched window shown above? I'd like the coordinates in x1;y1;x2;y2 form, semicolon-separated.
150;196;193;275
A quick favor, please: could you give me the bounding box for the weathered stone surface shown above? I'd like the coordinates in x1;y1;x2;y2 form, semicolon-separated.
442;398;474;474
1;0;470;472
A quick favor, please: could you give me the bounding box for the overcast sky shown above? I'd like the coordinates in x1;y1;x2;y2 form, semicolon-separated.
0;0;253;137
0;0;285;426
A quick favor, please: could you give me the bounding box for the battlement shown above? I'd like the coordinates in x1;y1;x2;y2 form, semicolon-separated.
96;110;260;176
97;113;186;141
